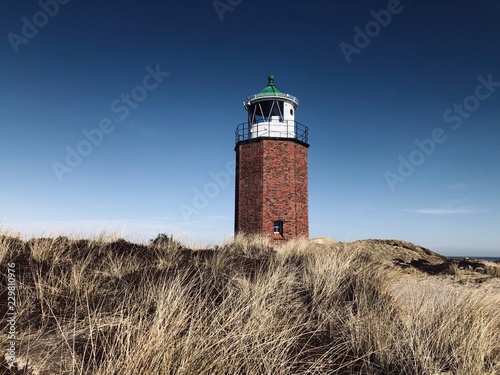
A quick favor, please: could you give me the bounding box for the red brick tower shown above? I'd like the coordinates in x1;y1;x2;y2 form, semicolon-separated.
234;75;309;240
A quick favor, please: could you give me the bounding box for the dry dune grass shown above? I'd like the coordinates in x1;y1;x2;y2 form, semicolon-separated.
0;233;499;374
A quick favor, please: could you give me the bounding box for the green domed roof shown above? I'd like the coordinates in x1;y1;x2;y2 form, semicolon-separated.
246;75;299;107
256;75;284;96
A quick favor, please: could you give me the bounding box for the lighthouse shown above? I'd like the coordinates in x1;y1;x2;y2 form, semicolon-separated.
234;75;309;240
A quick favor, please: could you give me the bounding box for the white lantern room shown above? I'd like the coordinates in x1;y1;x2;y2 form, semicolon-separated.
242;75;300;140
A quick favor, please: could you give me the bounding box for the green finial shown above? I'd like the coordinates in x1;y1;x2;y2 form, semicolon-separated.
268;74;275;86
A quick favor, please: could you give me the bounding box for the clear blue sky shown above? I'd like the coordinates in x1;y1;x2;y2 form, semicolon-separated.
1;0;499;256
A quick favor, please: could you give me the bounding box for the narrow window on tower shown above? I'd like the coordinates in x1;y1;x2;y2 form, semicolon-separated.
273;220;283;236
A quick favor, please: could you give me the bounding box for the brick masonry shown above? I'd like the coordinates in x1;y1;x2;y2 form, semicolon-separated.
235;138;309;240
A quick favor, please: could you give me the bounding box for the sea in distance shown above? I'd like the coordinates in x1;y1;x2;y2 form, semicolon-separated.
450;256;500;261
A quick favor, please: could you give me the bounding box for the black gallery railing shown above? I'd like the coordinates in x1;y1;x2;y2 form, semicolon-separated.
235;120;309;145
